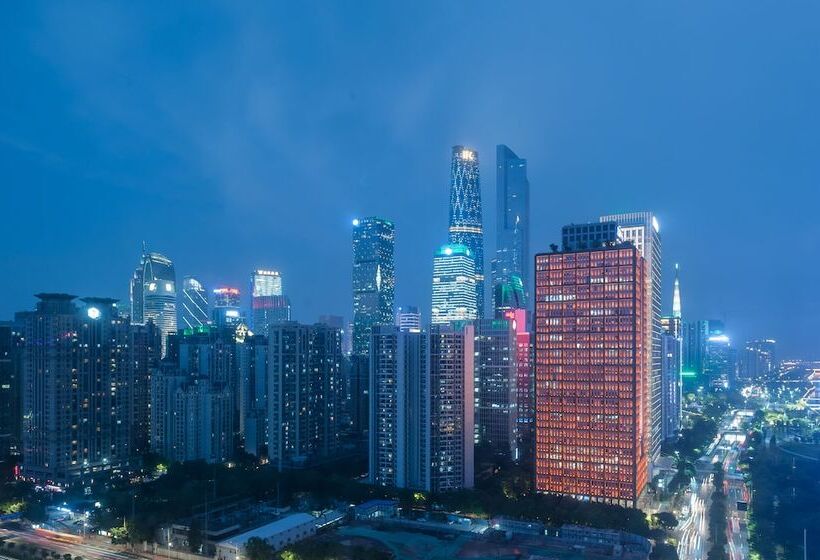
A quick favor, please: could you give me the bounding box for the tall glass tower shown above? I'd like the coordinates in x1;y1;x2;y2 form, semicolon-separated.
448;146;485;317
431;243;477;325
180;276;209;329
251;269;289;335
492;145;529;310
131;248;177;357
352;217;395;356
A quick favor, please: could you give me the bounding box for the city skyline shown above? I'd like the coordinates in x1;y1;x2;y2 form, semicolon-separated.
2;4;819;360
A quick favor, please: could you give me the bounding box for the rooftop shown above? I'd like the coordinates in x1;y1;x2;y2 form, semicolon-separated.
217;513;315;548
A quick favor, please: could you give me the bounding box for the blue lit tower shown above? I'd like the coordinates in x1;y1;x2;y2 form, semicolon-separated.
352;217;396;356
351;217;395;438
448;146;485;317
492;145;529;310
431;244;477;325
180;276;209;329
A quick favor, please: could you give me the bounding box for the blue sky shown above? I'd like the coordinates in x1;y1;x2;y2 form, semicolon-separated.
1;2;819;357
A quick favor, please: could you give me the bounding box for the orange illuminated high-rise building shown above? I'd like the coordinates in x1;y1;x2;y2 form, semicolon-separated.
534;244;647;507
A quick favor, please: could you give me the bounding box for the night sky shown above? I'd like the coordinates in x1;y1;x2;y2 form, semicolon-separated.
2;3;819;358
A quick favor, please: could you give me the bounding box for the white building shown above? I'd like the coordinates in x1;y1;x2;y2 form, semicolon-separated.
215;514;316;560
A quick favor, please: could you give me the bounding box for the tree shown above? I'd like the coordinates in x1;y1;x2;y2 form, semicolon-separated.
653;511;678;530
244;537;274;560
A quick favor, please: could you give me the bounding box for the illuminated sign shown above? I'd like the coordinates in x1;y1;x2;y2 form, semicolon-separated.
87;307;101;319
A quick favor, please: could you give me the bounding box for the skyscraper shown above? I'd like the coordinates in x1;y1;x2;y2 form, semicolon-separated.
0;322;22;460
682;319;724;382
180;276;209;329
660;329;682;442
351;217;395;438
352;217;395;355
492;145;529;312
267;322;342;470
237;331;269;457
448;146;485;316
428;323;475;491
738;339;777;380
212;286;243;327
251;269;291;335
131;249;178;357
369;326;428;489
535;244;648;507
21;295;138;484
431;244;477;325
600;212;662;462
395;305;421;332
473;318;518;459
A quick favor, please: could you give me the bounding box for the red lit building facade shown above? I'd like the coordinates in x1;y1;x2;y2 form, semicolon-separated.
534;245;648;507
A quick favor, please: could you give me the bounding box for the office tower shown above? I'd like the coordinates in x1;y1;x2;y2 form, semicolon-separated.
150;367;233;463
131;249;178;357
682;319;724;380
431;244;477;325
212;287;243;327
351;217;395;438
251;269;291;335
473;319;518;459
369;326;429;489
535;244;648;507
428;323;475;491
267;322;342;470
448;146;485;316
492;274;525;314
739;339;777;380
130;321;162;455
237;332;269;456
660;321;682;442
396;305;421;332
561;221;619;251
672;264;682;321
703;331;737;389
352;217;396;355
0;323;23;460
660;332;682;442
600;212;662;462
501;308;534;459
21;295;136;484
492;145;530;311
180;276;209;329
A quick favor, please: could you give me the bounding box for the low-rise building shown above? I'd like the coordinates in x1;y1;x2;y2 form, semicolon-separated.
215;514;316;560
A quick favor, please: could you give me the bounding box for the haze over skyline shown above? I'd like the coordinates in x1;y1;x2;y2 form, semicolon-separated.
2;3;819;358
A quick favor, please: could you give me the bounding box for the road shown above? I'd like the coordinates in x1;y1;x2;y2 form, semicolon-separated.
677;409;753;560
676;474;711;560
0;524;140;560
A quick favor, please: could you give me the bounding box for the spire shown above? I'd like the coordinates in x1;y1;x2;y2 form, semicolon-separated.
672;263;681;319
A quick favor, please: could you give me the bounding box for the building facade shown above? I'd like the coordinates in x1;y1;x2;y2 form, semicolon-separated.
431;244;477;325
473;319;518;458
150;368;233;463
21;295;138;484
395;305;421;333
492;145;530;311
600;212;662;462
428;324;475;492
368;326;428;489
0;323;23;460
212;287;243;327
267;322;342;470
739;339;777;380
535;245;648;507
251;269;291;336
131;249;178;357
448;146;485;317
351;217;395;439
660;328;682;442
180;276;209;329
